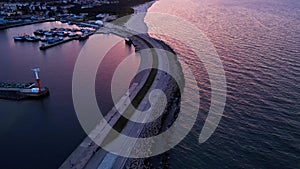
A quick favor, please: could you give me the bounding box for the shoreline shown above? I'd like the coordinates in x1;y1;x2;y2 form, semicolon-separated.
0;19;52;30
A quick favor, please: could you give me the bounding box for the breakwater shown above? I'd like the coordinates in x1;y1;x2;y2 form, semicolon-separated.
59;23;184;169
39;37;77;50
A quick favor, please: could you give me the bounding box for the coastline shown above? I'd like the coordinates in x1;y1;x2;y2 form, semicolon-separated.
124;0;156;33
60;1;185;168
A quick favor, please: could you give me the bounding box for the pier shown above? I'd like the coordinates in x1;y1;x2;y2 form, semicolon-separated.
39;33;94;50
0;68;50;100
39;37;77;50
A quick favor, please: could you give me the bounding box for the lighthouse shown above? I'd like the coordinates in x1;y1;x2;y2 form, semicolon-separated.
32;68;41;92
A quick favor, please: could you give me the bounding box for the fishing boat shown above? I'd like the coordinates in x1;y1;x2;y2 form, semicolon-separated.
56;32;65;37
44;31;53;37
125;38;133;45
50;27;57;31
40;37;48;42
68;33;77;37
58;28;65;31
13;36;24;41
24;35;40;42
78;34;89;41
47;37;63;44
33;29;45;35
60;19;67;23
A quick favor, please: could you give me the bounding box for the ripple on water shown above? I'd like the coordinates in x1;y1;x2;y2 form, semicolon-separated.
148;0;300;168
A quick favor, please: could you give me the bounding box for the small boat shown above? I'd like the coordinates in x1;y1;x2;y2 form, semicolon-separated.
33;29;44;35
47;37;63;44
68;33;77;37
68;21;74;25
81;29;91;34
60;19;67;23
71;28;81;32
40;37;48;42
63;32;69;36
24;35;40;42
47;38;57;44
56;32;65;37
13;36;24;41
32;36;40;41
44;31;53;37
78;35;89;41
58;28;65;31
125;38;132;45
25;37;33;42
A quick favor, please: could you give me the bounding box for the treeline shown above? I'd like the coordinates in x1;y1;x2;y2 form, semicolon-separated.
1;0;154;17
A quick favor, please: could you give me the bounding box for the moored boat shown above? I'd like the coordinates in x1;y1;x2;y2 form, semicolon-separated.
33;29;45;35
40;37;48;42
68;33;77;37
24;35;40;42
13;36;25;41
44;31;53;37
78;34;89;41
47;37;63;44
56;32;65;37
50;27;57;31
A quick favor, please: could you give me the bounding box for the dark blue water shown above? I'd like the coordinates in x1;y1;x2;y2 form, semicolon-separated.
149;0;300;168
0;22;139;169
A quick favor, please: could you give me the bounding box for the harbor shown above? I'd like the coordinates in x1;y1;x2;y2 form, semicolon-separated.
13;24;97;50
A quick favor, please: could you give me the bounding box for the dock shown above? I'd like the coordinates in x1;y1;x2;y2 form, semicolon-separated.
39;37;77;50
39;33;94;50
0;87;50;100
0;68;50;100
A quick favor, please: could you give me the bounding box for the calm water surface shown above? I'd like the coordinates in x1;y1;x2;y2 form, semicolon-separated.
0;22;140;169
148;0;300;168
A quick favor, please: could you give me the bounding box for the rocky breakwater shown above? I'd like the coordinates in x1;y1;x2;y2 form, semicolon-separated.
120;38;184;169
97;23;185;168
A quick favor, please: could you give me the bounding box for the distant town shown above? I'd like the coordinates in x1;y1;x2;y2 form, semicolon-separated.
0;0;151;29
